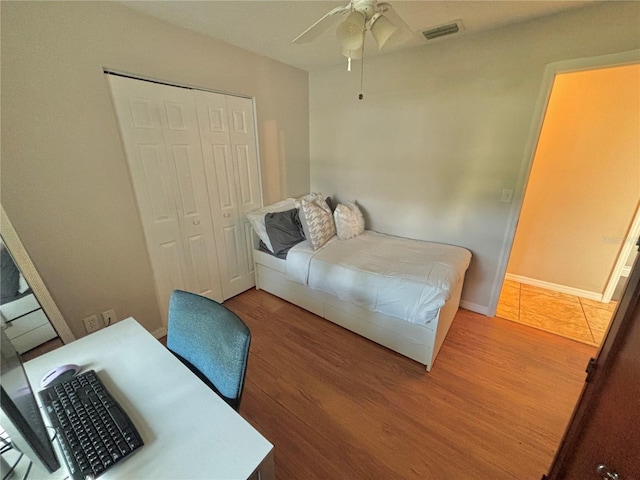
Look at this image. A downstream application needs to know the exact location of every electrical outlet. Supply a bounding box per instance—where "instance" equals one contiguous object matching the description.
[102,309,116,326]
[83,315,101,333]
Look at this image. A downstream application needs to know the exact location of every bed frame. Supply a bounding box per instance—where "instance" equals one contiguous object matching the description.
[253,248,466,371]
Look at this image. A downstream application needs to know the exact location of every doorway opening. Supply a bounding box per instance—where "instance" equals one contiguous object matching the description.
[495,60,640,347]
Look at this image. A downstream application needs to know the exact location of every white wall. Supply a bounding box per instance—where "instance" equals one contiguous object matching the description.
[309,2,640,313]
[1,2,309,338]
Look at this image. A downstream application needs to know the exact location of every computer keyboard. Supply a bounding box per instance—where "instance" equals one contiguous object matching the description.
[38,370,143,480]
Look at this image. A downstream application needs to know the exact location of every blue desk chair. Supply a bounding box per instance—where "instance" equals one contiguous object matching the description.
[167,290,251,411]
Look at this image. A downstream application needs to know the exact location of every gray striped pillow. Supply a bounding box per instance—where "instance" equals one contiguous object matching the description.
[301,198,336,250]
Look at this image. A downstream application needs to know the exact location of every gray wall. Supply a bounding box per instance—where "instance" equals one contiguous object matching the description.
[1,1,310,338]
[309,2,640,313]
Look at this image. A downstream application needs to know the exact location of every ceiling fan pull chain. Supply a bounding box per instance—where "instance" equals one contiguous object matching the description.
[359,34,365,100]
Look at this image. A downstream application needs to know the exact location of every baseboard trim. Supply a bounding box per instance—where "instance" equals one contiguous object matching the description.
[505,273,603,302]
[460,300,490,316]
[152,327,167,339]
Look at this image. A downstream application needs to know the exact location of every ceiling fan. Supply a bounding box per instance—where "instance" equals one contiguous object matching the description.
[293,0,413,84]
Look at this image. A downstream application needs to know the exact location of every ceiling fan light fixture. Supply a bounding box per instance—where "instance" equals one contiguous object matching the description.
[336,10,366,50]
[370,14,397,49]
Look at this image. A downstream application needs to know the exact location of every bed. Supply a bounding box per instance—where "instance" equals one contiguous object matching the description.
[249,196,472,371]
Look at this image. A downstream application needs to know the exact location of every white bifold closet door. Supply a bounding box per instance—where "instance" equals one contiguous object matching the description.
[194,90,260,298]
[107,75,261,327]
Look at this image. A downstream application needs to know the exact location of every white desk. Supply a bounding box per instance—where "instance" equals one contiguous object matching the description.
[23,318,274,480]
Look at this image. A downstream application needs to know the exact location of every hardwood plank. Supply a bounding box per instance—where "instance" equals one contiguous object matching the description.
[20,337,63,362]
[194,289,596,478]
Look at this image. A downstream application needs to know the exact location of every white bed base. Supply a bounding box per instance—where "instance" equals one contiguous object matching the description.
[253,249,465,371]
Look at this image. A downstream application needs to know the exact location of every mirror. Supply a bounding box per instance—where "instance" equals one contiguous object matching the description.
[0,238,59,355]
[0,205,74,358]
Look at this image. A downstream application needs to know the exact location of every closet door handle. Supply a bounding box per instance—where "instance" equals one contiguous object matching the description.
[193,220,200,225]
[223,213,231,218]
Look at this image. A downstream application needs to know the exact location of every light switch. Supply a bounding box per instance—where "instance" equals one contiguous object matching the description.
[500,188,514,203]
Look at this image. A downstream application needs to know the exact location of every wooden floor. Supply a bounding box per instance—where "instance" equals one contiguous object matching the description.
[223,288,596,480]
[21,336,64,362]
[24,288,596,478]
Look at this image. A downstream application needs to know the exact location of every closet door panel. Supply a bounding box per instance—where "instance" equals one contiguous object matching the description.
[212,142,247,290]
[159,241,187,291]
[139,145,176,226]
[223,226,241,281]
[226,96,261,214]
[195,90,239,298]
[156,88,222,302]
[109,77,189,322]
[235,145,254,206]
[172,145,199,215]
[226,95,261,283]
[244,222,256,276]
[212,145,234,209]
[108,75,224,326]
[195,90,258,298]
[167,139,220,300]
[186,234,215,293]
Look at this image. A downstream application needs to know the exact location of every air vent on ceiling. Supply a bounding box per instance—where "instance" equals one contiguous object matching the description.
[422,21,463,41]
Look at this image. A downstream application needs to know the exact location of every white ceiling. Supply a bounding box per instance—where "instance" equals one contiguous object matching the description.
[121,1,598,72]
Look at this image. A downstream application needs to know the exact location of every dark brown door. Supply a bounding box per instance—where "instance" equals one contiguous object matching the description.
[545,247,640,479]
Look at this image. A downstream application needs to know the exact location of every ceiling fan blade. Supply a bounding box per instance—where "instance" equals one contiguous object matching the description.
[293,4,351,44]
[376,2,413,49]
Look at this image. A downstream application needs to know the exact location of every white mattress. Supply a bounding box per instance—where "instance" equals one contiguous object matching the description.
[285,231,471,326]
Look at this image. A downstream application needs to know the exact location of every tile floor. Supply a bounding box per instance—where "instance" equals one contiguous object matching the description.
[496,280,616,346]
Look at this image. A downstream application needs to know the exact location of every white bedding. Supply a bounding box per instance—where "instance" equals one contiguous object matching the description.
[285,231,471,326]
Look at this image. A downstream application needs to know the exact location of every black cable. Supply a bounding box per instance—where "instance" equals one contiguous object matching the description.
[21,460,32,480]
[1,427,66,480]
[0,431,15,461]
[0,442,13,455]
[46,425,58,441]
[2,452,24,480]
[0,436,12,452]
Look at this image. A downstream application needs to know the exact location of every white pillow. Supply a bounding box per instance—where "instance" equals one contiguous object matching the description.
[301,198,336,250]
[246,198,297,252]
[333,202,365,240]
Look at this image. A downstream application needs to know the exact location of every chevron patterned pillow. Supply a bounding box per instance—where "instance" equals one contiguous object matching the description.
[301,198,336,250]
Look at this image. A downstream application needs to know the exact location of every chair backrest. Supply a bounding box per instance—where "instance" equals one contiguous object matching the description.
[167,290,251,410]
